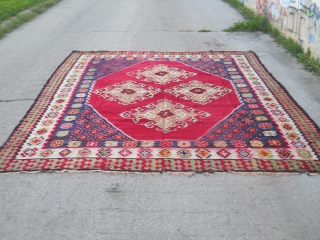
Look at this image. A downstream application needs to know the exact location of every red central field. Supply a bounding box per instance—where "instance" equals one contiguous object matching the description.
[88,61,241,140]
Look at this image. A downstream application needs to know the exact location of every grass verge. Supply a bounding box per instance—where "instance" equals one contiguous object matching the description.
[223,0,320,76]
[0,0,62,40]
[198,29,212,32]
[0,0,44,22]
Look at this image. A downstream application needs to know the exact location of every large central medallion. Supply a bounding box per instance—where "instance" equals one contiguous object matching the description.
[88,61,241,140]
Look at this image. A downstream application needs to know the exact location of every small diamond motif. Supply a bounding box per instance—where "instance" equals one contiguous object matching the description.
[97,148,112,157]
[286,132,300,140]
[157,110,175,118]
[154,71,168,76]
[196,148,212,159]
[271,110,282,116]
[257,149,273,158]
[158,148,172,158]
[78,148,91,157]
[138,148,152,158]
[277,149,292,159]
[36,128,48,135]
[291,140,305,148]
[59,149,71,157]
[177,149,192,158]
[28,137,44,146]
[281,123,293,131]
[21,148,37,157]
[42,120,53,126]
[236,149,251,158]
[277,117,288,122]
[40,150,53,157]
[217,149,231,158]
[119,149,132,157]
[297,149,311,159]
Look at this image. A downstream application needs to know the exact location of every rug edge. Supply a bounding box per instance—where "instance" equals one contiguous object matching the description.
[0,50,319,173]
[243,51,320,159]
[0,51,82,157]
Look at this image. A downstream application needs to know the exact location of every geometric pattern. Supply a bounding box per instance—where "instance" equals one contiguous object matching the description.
[0,51,319,173]
[93,80,162,105]
[165,80,232,104]
[127,64,197,85]
[119,99,211,133]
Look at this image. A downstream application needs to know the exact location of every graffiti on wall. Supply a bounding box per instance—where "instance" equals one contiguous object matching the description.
[243,0,320,58]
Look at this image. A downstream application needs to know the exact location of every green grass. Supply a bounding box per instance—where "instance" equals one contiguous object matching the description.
[0,0,61,39]
[198,29,212,32]
[225,15,271,32]
[223,0,271,32]
[0,0,45,23]
[224,0,255,20]
[223,0,320,76]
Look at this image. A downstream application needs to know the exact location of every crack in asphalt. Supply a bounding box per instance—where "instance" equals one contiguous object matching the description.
[0,99,34,103]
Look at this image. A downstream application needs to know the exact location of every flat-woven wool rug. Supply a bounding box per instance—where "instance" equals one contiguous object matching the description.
[0,51,319,172]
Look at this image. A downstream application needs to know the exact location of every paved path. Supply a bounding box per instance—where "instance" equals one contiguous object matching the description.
[0,0,319,239]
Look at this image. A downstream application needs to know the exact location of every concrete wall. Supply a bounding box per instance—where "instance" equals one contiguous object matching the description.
[241,0,320,58]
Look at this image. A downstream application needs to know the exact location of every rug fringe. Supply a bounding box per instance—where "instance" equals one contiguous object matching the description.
[0,171,42,175]
[307,172,320,176]
[54,169,162,176]
[0,170,318,176]
[166,171,196,177]
[227,171,301,176]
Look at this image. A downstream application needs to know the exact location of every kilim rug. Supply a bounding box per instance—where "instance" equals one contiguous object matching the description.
[0,51,319,172]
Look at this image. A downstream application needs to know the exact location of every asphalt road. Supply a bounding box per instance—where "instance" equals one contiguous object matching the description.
[0,0,319,239]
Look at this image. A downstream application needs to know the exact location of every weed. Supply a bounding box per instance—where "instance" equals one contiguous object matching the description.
[223,0,256,21]
[198,29,212,32]
[225,15,271,32]
[223,0,320,76]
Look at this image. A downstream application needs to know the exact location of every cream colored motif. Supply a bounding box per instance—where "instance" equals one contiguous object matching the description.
[127,64,196,85]
[165,80,232,104]
[120,99,210,133]
[94,80,162,105]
